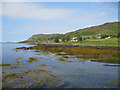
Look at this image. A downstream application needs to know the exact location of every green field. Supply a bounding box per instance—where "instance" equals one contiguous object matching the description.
[60,38,118,46]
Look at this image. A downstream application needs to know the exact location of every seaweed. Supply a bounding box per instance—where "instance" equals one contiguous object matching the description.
[58,58,74,63]
[51,65,58,68]
[0,64,11,67]
[40,64,47,67]
[16,58,23,60]
[16,45,119,64]
[108,78,120,85]
[26,57,38,63]
[104,64,120,67]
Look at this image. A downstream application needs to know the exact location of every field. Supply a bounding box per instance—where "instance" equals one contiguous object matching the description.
[60,38,118,46]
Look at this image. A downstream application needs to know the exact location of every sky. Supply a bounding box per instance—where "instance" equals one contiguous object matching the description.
[1,2,118,42]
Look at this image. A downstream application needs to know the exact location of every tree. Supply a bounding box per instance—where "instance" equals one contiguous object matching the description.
[65,36,70,41]
[78,37,82,41]
[101,34,109,39]
[87,37,90,39]
[54,37,59,43]
[83,38,86,41]
[62,35,70,42]
[117,32,120,38]
[62,38,66,42]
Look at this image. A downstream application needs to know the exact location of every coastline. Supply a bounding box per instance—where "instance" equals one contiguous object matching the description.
[22,43,120,50]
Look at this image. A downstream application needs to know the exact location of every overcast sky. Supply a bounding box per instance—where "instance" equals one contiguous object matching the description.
[1,2,118,42]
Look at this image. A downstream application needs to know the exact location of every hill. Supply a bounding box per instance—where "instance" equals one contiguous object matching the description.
[67,22,118,37]
[19,22,119,46]
[20,34,62,43]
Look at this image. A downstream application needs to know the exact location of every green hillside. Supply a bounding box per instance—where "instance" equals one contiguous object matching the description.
[67,22,118,36]
[19,22,119,46]
[26,34,61,43]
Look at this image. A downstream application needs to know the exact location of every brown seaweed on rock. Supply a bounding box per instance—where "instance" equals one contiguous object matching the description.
[0,64,11,67]
[2,68,65,88]
[16,45,119,57]
[16,45,119,64]
[26,57,38,63]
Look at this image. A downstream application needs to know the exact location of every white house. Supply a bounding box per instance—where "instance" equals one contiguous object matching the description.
[71,37,78,42]
[106,36,110,39]
[59,39,62,42]
[97,36,101,39]
[73,37,77,40]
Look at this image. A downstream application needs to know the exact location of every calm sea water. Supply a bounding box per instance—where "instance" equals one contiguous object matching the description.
[2,43,119,88]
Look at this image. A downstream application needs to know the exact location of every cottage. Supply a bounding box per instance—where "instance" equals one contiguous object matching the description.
[71,37,78,42]
[73,37,77,40]
[59,39,62,42]
[106,36,110,39]
[97,36,101,39]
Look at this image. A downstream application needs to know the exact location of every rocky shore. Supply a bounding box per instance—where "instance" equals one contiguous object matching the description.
[39,44,120,50]
[17,43,120,50]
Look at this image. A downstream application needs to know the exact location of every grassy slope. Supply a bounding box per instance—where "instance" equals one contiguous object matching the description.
[20,22,119,46]
[21,34,61,42]
[61,38,118,46]
[69,22,118,36]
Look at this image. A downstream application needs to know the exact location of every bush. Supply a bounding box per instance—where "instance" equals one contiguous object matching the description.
[117,32,120,38]
[101,34,109,39]
[62,35,71,42]
[83,38,86,41]
[78,37,82,41]
[55,38,59,43]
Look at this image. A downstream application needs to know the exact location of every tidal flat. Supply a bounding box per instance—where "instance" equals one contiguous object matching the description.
[2,43,120,88]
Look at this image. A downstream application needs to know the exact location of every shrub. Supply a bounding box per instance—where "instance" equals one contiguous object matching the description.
[101,34,109,39]
[78,37,82,41]
[55,38,59,43]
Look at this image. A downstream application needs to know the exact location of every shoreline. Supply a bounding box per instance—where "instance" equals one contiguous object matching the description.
[28,43,120,50]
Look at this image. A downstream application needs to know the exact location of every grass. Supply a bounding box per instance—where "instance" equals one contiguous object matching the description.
[29,38,118,47]
[61,38,118,46]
